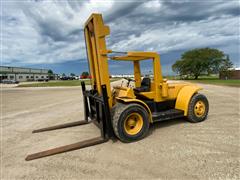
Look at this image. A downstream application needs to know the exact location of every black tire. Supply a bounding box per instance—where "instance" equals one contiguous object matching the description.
[111,103,149,143]
[187,93,209,123]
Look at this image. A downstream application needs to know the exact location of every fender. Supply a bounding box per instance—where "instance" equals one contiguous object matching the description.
[175,85,202,116]
[116,97,153,123]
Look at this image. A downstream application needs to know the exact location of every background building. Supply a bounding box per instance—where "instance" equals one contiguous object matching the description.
[219,67,240,80]
[0,66,58,82]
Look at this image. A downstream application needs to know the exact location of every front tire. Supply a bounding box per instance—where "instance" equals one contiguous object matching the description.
[112,103,149,143]
[187,93,209,123]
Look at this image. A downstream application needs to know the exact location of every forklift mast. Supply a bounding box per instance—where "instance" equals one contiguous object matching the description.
[84,14,112,106]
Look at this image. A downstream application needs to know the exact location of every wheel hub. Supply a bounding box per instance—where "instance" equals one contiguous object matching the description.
[124,113,143,135]
[194,100,206,117]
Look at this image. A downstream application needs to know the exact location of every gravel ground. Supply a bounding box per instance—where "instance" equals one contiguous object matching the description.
[1,82,240,179]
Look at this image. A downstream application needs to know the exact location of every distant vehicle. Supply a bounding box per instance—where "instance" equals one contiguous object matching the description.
[37,78,49,82]
[69,76,75,80]
[60,76,69,80]
[74,76,80,80]
[80,75,92,79]
[1,79,19,84]
[60,76,75,80]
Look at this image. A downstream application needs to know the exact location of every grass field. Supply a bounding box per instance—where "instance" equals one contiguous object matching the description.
[17,80,88,87]
[186,79,240,87]
[17,78,121,87]
[164,75,240,87]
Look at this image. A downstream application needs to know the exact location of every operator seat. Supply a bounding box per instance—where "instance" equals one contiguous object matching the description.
[134,77,151,92]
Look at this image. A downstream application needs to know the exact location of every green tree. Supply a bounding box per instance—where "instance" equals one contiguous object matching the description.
[81,72,89,77]
[172,48,226,79]
[47,70,54,80]
[172,59,191,79]
[62,73,66,77]
[48,69,53,74]
[70,73,75,77]
[219,55,233,79]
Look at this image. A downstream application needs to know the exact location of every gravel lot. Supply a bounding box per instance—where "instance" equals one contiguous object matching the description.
[1,82,240,179]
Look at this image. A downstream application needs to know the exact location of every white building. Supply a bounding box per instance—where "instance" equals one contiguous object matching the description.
[111,74,153,78]
[0,66,56,82]
[111,74,134,78]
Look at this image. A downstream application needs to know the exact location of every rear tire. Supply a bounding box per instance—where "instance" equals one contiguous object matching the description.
[112,103,149,143]
[187,93,209,123]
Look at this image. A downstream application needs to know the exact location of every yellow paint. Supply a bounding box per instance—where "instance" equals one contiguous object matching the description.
[175,86,202,116]
[124,112,143,135]
[134,61,141,87]
[84,14,112,107]
[152,55,162,102]
[90,34,101,92]
[117,87,136,99]
[84,29,95,87]
[161,79,168,97]
[137,91,155,99]
[194,100,206,117]
[166,84,186,99]
[116,97,153,123]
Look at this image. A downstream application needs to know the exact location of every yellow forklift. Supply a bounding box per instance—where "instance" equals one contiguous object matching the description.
[26,14,209,160]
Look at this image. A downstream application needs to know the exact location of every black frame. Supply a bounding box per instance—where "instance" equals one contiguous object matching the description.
[81,81,114,139]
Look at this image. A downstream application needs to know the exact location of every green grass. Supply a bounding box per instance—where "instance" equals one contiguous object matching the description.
[164,75,240,87]
[186,78,240,87]
[164,74,219,80]
[17,80,88,87]
[17,78,121,87]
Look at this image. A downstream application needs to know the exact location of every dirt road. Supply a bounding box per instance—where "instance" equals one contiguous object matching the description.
[1,83,239,179]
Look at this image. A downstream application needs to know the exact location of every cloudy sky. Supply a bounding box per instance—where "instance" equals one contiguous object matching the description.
[2,0,240,75]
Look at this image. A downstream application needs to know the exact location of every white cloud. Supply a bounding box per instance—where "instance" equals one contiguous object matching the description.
[111,16,238,53]
[2,0,239,66]
[143,0,161,9]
